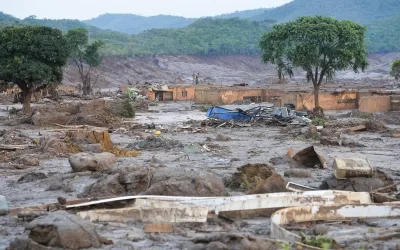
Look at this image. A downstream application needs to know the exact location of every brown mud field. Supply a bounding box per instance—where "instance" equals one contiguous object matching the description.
[0,99,400,250]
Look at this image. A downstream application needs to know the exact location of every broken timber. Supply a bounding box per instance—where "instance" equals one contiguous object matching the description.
[67,191,371,221]
[271,204,400,244]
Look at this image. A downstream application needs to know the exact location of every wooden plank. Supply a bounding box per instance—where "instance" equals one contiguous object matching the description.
[145,224,174,233]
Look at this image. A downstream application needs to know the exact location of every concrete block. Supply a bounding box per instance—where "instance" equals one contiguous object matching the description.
[333,158,373,179]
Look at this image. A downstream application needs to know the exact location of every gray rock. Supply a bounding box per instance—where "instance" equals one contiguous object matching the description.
[69,152,117,172]
[7,211,111,249]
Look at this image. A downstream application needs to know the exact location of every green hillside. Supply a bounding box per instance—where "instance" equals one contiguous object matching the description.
[85,14,196,34]
[1,0,400,56]
[250,0,400,24]
[126,18,270,56]
[367,13,400,53]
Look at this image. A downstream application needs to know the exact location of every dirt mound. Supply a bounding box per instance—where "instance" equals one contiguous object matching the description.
[32,100,120,127]
[224,163,276,192]
[80,167,225,198]
[126,136,183,150]
[365,119,388,132]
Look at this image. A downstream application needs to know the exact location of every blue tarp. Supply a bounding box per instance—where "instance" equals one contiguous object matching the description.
[206,106,253,121]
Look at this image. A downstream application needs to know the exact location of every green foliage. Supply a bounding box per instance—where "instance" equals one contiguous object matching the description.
[1,0,400,56]
[65,28,104,95]
[127,18,271,56]
[250,0,400,24]
[276,242,291,250]
[312,118,326,126]
[0,26,68,87]
[304,235,333,249]
[259,16,368,107]
[390,59,400,80]
[0,25,69,113]
[121,99,135,118]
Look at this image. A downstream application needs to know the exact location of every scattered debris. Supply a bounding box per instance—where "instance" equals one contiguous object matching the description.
[205,105,310,126]
[126,135,183,150]
[271,204,400,247]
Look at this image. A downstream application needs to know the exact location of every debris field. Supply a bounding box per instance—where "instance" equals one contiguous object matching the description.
[0,96,400,250]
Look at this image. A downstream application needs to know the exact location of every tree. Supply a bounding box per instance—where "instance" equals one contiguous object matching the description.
[259,16,368,114]
[0,26,69,114]
[65,28,104,95]
[390,59,400,80]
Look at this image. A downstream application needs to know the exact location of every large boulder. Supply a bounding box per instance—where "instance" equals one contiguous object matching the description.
[69,152,117,172]
[80,167,226,198]
[7,211,111,249]
[142,168,226,197]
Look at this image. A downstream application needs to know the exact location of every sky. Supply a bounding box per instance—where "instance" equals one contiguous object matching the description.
[0,0,292,20]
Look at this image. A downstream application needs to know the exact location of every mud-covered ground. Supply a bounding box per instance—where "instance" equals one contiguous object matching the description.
[63,53,400,88]
[0,101,400,249]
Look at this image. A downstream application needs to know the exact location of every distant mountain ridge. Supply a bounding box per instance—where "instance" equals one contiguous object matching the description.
[83,8,269,34]
[1,0,400,54]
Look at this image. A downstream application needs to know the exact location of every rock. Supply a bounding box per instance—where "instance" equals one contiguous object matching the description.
[190,233,279,250]
[320,136,342,146]
[215,134,232,141]
[248,173,288,194]
[83,144,103,153]
[314,224,329,235]
[284,169,311,178]
[46,183,63,191]
[63,183,76,193]
[81,167,226,198]
[320,170,395,192]
[19,155,40,166]
[69,152,117,172]
[17,173,47,183]
[142,168,226,197]
[342,137,365,147]
[7,211,111,249]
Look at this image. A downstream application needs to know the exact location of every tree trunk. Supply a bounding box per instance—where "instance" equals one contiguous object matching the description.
[314,85,320,109]
[22,89,32,114]
[82,79,90,96]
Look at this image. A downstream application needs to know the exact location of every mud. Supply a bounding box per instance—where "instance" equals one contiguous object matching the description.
[1,101,400,249]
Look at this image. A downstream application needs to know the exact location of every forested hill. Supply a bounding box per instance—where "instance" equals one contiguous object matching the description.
[250,0,400,24]
[84,14,196,34]
[83,9,269,34]
[1,0,400,55]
